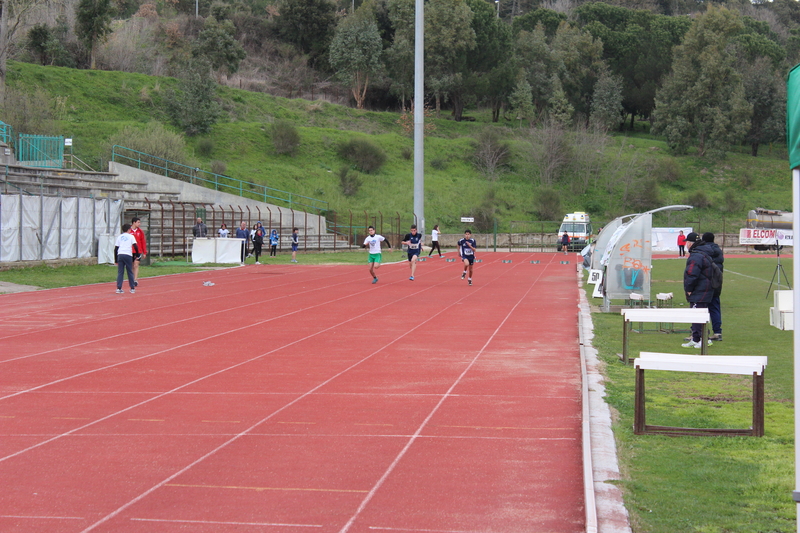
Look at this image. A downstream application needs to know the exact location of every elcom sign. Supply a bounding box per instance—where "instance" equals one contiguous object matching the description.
[739,228,794,246]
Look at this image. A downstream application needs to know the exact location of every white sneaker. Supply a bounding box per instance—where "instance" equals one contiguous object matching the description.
[681,340,701,348]
[256,261,261,264]
[116,289,124,294]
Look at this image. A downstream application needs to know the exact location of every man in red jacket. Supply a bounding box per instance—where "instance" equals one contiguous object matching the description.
[131,217,147,287]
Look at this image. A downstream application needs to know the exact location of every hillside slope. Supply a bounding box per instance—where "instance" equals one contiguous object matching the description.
[4,61,792,232]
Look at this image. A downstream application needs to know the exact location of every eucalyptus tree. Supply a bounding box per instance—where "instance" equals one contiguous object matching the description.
[329,2,383,109]
[652,5,752,157]
[424,0,476,115]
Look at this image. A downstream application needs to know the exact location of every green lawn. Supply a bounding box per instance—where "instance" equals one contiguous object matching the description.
[590,256,795,532]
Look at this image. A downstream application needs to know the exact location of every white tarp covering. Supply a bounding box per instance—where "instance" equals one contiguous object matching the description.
[192,238,245,264]
[0,195,20,261]
[591,215,627,270]
[605,213,653,300]
[0,194,124,262]
[652,227,694,252]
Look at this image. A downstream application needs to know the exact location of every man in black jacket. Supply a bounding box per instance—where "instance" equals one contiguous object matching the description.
[682,232,715,348]
[702,232,724,341]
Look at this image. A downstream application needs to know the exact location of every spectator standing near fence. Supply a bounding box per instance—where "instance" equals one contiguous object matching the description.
[130,217,147,288]
[681,232,715,349]
[291,228,299,263]
[703,232,724,341]
[218,223,229,238]
[428,224,442,257]
[193,218,207,238]
[458,229,477,286]
[269,229,279,257]
[677,230,687,257]
[363,226,391,284]
[235,222,250,265]
[114,224,138,294]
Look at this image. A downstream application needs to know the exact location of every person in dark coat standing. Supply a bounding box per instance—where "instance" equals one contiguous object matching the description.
[681,232,715,348]
[702,232,724,341]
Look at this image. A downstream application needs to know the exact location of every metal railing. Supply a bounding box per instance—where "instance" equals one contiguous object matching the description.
[17,134,64,169]
[112,145,328,215]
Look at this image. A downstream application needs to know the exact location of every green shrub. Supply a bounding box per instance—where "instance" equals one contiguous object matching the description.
[210,160,226,175]
[197,138,214,157]
[534,188,561,221]
[272,120,301,155]
[339,165,362,196]
[337,137,386,174]
[472,128,510,180]
[106,122,189,167]
[686,190,711,209]
[164,62,220,136]
[430,157,448,170]
[401,146,412,160]
[652,158,681,184]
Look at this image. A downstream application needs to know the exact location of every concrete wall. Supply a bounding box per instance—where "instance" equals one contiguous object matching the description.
[109,162,326,234]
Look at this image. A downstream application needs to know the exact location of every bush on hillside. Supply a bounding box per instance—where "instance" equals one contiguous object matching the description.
[686,190,711,209]
[533,188,561,221]
[337,138,386,173]
[338,165,361,196]
[1,86,58,136]
[105,122,190,167]
[210,160,226,175]
[430,157,447,170]
[628,179,661,212]
[164,62,221,136]
[197,137,214,157]
[472,128,510,180]
[723,189,742,213]
[652,158,681,184]
[272,120,300,155]
[529,121,572,185]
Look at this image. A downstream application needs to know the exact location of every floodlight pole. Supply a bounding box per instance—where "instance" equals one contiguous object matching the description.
[413,0,424,237]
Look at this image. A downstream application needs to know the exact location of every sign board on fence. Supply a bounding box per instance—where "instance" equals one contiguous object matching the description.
[460,217,474,223]
[588,269,603,284]
[739,228,794,246]
[64,138,72,147]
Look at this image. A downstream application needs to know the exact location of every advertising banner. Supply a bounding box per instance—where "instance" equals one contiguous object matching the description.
[739,228,794,246]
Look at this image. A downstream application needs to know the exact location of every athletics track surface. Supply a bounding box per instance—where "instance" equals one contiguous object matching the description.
[0,252,584,533]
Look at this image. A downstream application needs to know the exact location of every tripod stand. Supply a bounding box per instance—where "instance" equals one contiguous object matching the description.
[766,239,791,298]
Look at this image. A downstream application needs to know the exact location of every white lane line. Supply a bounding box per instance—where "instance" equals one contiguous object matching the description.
[130,518,322,527]
[0,515,83,520]
[0,265,450,400]
[0,280,437,463]
[78,270,494,533]
[337,256,552,533]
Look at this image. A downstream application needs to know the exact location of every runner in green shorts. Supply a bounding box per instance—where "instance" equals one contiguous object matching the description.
[363,226,392,284]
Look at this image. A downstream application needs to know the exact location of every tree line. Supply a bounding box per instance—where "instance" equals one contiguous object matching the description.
[10,0,798,156]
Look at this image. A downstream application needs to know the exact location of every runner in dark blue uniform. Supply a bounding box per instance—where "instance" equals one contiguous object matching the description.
[402,225,423,281]
[458,229,477,286]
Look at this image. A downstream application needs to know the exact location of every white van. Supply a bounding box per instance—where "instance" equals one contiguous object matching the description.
[558,212,593,250]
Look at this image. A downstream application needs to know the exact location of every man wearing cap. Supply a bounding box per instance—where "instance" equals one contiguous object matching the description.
[702,232,724,341]
[681,232,716,348]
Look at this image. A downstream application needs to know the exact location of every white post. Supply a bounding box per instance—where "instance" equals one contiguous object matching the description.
[794,167,800,533]
[413,0,424,237]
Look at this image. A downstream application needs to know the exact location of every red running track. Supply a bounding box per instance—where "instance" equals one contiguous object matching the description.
[0,252,585,533]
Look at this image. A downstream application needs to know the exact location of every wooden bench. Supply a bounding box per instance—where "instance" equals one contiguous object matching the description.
[633,352,768,437]
[621,308,711,363]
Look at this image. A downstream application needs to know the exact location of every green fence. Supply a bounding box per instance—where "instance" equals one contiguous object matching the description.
[112,145,328,215]
[17,134,64,169]
[0,121,13,146]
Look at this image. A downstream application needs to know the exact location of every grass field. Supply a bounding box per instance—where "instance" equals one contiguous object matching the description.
[590,256,795,533]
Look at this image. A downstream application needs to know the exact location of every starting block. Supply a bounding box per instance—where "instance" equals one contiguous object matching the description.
[530,260,540,264]
[502,260,512,263]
